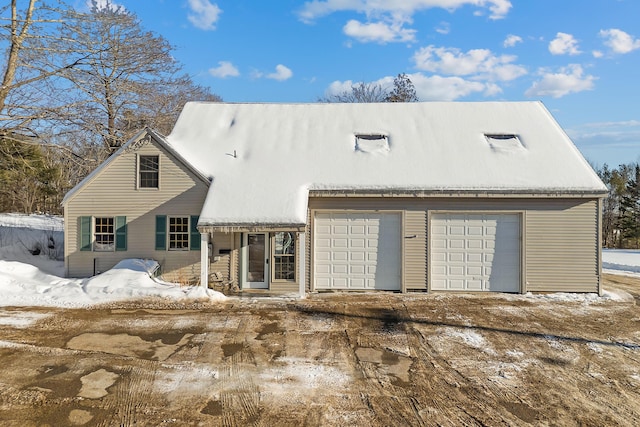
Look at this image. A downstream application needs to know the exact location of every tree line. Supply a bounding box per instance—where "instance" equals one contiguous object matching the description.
[596,163,640,248]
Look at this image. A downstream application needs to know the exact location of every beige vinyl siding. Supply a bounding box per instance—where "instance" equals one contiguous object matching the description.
[64,135,209,281]
[525,199,599,292]
[309,196,601,293]
[404,211,427,291]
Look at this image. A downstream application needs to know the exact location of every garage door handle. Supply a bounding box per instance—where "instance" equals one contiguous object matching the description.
[405,235,417,239]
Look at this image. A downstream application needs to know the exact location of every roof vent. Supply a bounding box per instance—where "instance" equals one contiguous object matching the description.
[355,134,389,154]
[485,134,523,152]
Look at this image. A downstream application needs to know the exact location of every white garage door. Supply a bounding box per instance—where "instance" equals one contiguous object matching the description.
[431,213,520,292]
[314,212,401,290]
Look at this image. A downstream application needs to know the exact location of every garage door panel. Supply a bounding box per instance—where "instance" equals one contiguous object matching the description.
[431,213,520,292]
[315,212,400,291]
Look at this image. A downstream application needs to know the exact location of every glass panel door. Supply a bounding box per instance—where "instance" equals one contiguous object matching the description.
[244,233,268,289]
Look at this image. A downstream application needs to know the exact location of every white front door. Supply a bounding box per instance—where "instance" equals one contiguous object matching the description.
[242,233,269,289]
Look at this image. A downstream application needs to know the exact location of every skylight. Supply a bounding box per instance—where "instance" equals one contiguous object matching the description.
[355,134,389,154]
[484,134,523,152]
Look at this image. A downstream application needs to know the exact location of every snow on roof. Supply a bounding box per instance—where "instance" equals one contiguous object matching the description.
[165,102,607,226]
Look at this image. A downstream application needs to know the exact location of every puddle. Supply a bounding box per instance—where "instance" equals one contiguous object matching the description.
[501,401,539,423]
[78,369,119,399]
[201,399,223,416]
[66,332,192,361]
[38,365,69,379]
[256,322,283,340]
[355,347,412,386]
[221,342,244,357]
[69,409,94,425]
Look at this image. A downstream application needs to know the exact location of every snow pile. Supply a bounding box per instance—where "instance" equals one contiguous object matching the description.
[0,213,226,308]
[0,259,225,308]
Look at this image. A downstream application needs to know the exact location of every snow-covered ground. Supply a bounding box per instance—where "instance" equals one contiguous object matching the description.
[603,248,640,277]
[1,213,638,308]
[0,213,225,308]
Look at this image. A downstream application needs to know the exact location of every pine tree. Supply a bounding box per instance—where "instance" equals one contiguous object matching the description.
[619,165,640,248]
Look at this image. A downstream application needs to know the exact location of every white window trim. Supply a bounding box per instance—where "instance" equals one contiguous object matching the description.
[137,154,160,190]
[168,216,190,251]
[93,216,115,252]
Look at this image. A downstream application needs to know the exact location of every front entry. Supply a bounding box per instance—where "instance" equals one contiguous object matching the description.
[242,233,269,289]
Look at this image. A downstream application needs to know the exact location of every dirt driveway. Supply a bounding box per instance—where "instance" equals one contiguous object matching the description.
[1,274,639,426]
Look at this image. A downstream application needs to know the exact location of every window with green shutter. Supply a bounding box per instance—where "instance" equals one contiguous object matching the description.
[79,216,92,251]
[155,215,167,250]
[190,215,200,250]
[115,216,127,251]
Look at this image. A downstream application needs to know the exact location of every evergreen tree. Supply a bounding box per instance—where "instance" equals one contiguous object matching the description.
[619,165,640,248]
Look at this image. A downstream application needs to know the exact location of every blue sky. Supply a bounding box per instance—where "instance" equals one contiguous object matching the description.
[93,0,639,168]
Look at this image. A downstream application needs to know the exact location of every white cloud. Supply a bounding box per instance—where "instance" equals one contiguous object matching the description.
[412,45,527,81]
[503,34,522,48]
[592,50,604,58]
[208,61,239,78]
[298,0,512,22]
[343,19,416,43]
[435,22,450,35]
[87,0,125,12]
[187,0,222,31]
[299,0,511,43]
[549,32,581,55]
[599,29,640,54]
[324,73,494,102]
[267,64,293,81]
[409,73,488,100]
[525,64,596,98]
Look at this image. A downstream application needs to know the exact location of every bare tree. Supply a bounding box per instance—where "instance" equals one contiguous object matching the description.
[119,74,222,137]
[385,73,419,102]
[319,81,388,103]
[1,1,223,210]
[0,0,90,135]
[59,2,184,154]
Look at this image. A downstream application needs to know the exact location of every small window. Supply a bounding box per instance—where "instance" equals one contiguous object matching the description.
[169,217,189,250]
[485,134,523,152]
[139,155,159,188]
[93,217,114,251]
[355,134,389,153]
[273,232,296,281]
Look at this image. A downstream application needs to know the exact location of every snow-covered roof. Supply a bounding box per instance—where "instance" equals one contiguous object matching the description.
[165,102,607,227]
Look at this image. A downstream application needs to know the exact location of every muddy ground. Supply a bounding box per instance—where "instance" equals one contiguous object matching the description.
[0,274,639,426]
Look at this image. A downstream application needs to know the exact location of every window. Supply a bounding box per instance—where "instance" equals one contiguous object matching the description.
[273,232,295,281]
[355,134,389,153]
[155,215,200,251]
[93,217,114,251]
[484,134,523,152]
[79,216,126,252]
[139,155,159,188]
[169,217,189,250]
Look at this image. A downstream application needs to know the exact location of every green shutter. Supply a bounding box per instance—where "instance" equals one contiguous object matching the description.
[190,215,200,251]
[155,215,166,250]
[79,216,92,251]
[115,216,127,251]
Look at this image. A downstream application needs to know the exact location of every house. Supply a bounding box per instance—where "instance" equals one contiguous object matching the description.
[63,102,608,295]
